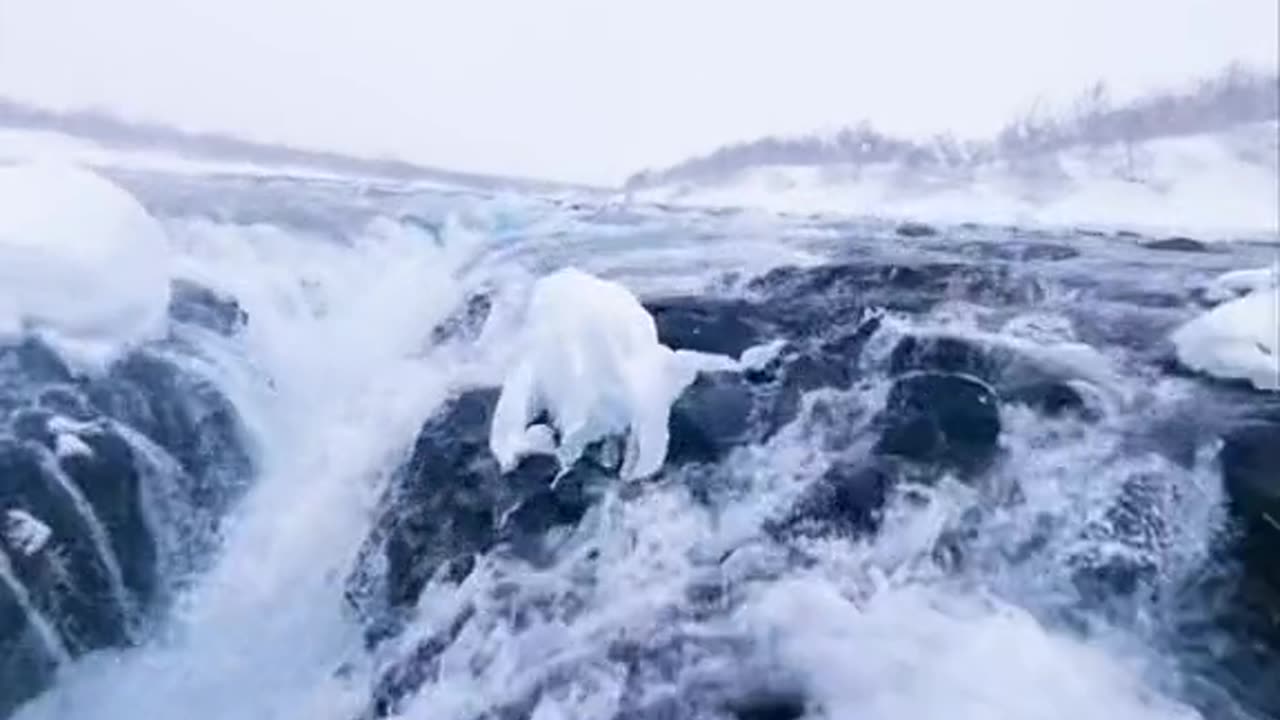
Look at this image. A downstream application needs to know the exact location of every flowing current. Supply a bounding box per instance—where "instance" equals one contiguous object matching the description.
[3,168,1279,720]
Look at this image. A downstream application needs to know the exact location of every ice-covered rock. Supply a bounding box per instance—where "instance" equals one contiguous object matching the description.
[490,268,732,479]
[0,162,172,370]
[3,509,52,557]
[1172,282,1279,391]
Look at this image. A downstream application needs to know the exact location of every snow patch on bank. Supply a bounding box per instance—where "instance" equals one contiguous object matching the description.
[0,162,171,369]
[1173,265,1279,391]
[490,268,733,479]
[635,122,1280,239]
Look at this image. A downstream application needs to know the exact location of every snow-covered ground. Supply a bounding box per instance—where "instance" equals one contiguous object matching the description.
[635,122,1280,240]
[0,128,361,182]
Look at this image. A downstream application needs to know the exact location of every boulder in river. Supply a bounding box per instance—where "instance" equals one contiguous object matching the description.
[875,372,1002,473]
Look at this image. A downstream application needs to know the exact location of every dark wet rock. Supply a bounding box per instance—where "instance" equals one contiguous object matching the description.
[431,292,492,345]
[875,373,1001,472]
[0,439,133,654]
[0,341,72,412]
[646,284,885,448]
[890,335,994,378]
[888,334,1089,419]
[0,564,61,718]
[647,297,766,357]
[728,691,808,720]
[1221,416,1280,561]
[35,386,96,421]
[346,389,607,640]
[1142,237,1211,253]
[668,372,755,466]
[1,339,255,711]
[1116,230,1143,239]
[87,351,252,518]
[753,261,1043,316]
[1004,380,1087,418]
[59,428,159,602]
[777,460,896,538]
[168,279,248,336]
[895,221,939,238]
[652,262,1038,370]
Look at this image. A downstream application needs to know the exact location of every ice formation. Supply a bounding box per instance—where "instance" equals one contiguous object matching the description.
[1200,265,1279,304]
[1173,273,1279,391]
[0,162,172,369]
[490,268,731,480]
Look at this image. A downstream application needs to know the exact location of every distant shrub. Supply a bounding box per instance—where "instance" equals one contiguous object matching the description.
[625,64,1279,190]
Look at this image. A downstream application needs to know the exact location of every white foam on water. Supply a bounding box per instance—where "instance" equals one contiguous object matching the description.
[742,579,1197,720]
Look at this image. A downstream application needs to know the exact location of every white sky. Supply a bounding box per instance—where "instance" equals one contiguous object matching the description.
[0,0,1276,185]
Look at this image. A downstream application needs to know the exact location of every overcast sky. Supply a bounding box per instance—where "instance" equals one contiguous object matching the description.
[1,0,1276,184]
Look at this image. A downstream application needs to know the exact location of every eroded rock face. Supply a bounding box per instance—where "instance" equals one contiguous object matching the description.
[0,338,253,714]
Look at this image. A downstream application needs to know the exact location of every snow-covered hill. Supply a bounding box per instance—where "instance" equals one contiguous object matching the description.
[634,121,1279,240]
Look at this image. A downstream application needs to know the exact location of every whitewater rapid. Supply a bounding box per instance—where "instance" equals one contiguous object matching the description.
[3,165,1279,720]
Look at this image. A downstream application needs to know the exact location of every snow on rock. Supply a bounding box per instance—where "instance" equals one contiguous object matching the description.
[0,162,171,370]
[3,509,53,556]
[490,268,734,480]
[1172,280,1279,391]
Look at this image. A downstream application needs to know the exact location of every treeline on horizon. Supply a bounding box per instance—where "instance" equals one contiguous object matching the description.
[0,97,577,192]
[625,64,1280,189]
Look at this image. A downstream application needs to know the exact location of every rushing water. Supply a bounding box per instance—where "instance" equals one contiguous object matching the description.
[2,169,1279,720]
